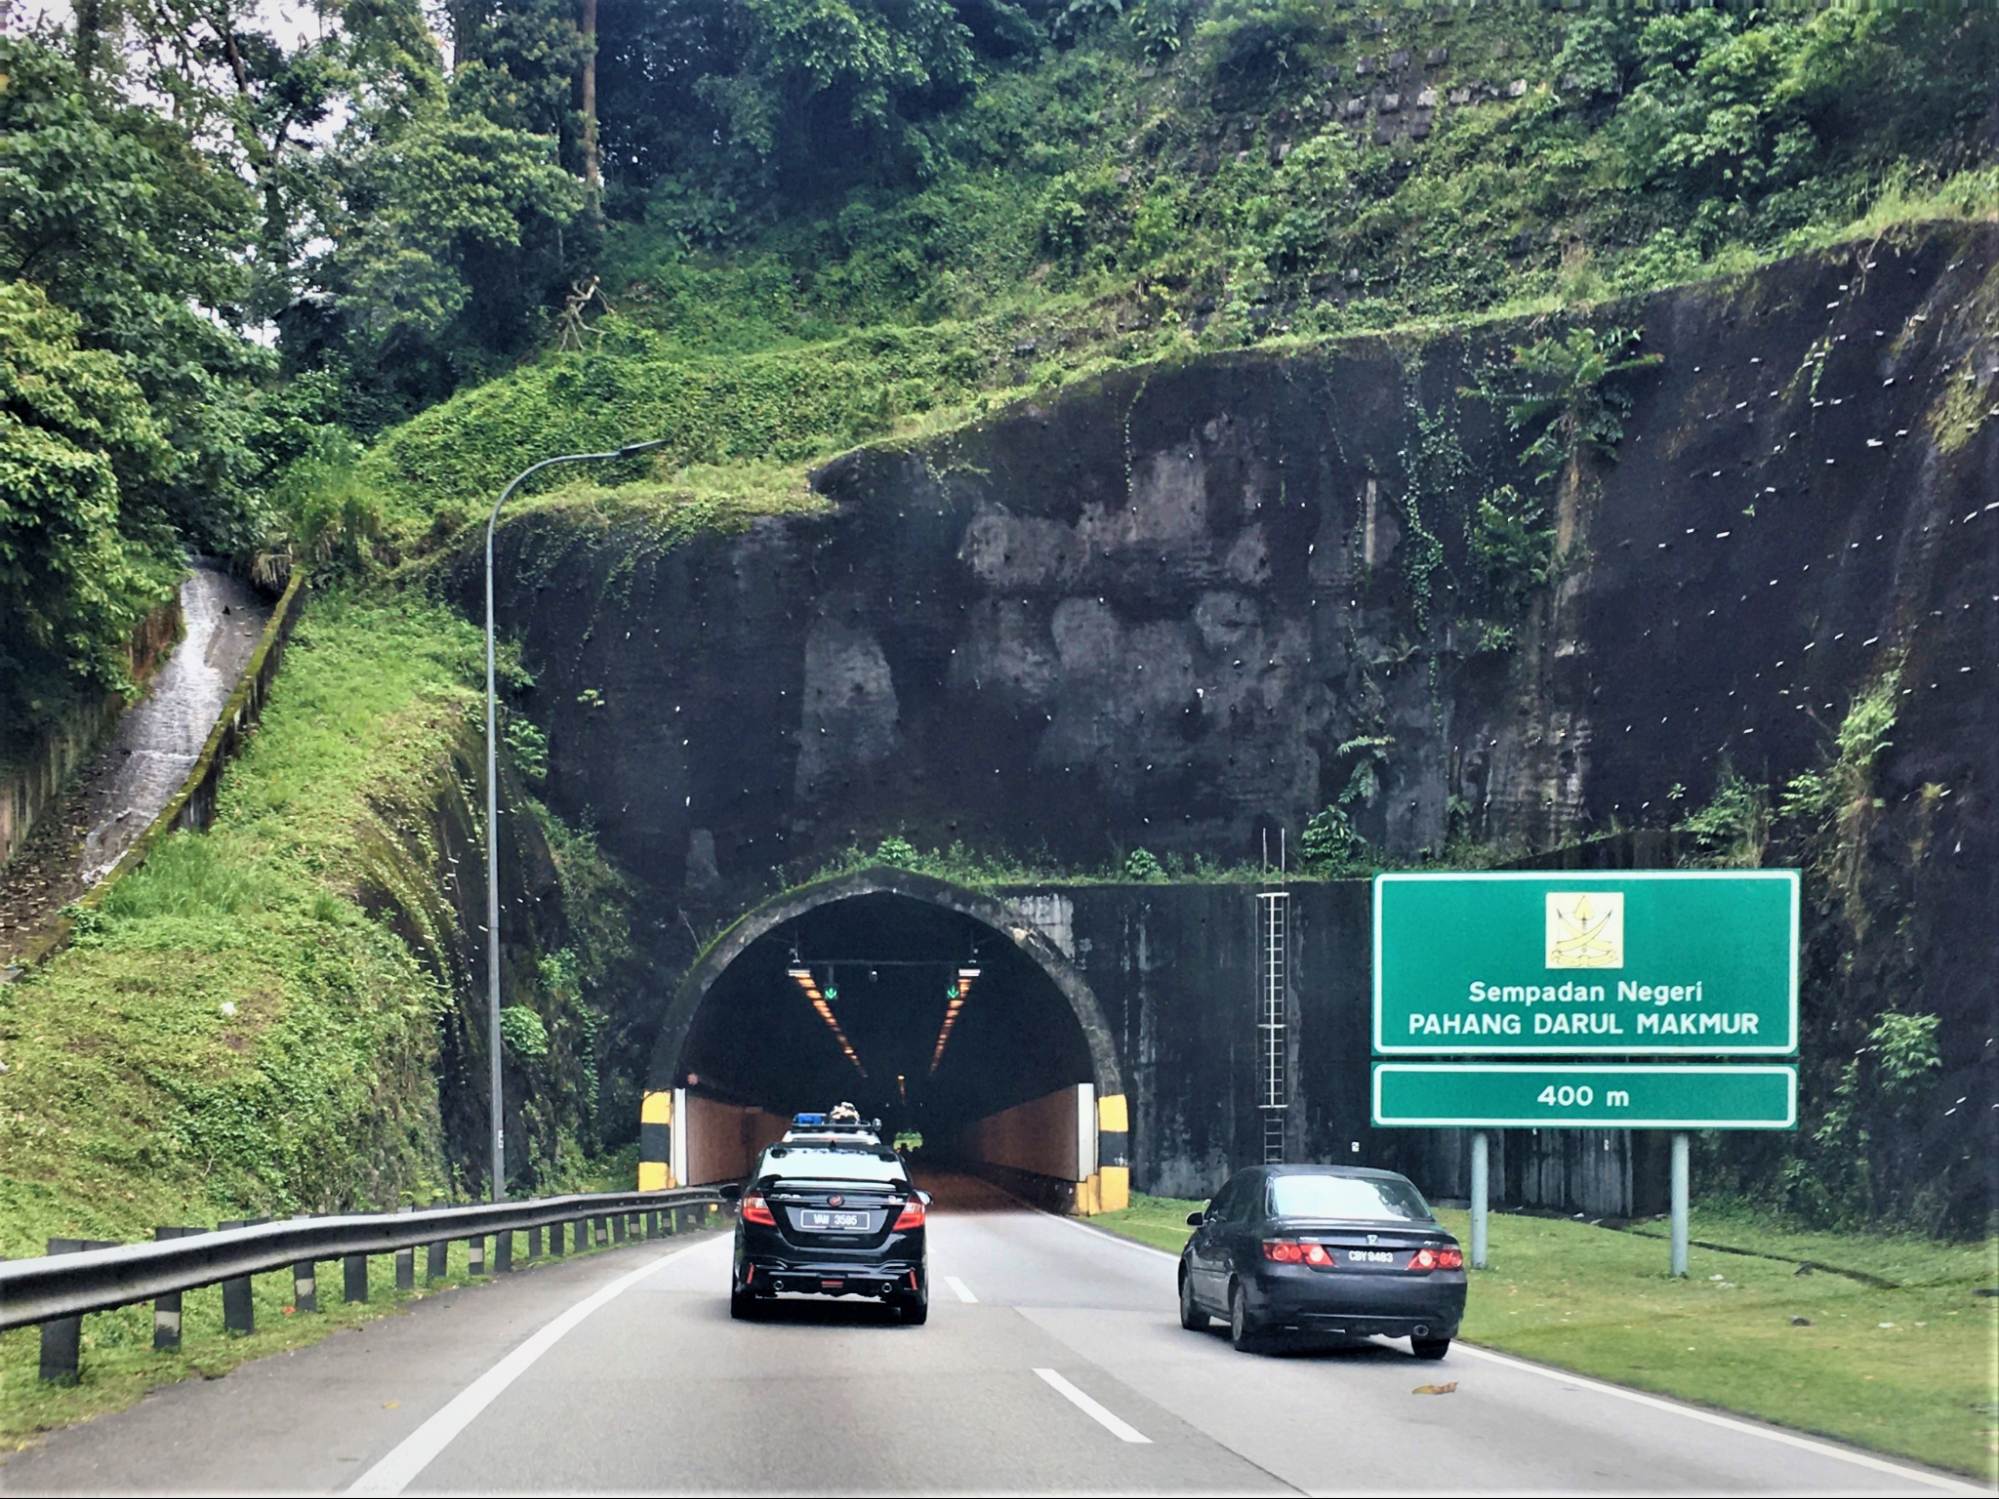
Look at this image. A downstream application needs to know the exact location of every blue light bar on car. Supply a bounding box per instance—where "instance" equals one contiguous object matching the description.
[792,1112,827,1126]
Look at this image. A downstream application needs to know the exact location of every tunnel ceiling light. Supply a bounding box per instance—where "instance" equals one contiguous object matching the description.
[929,980,973,1077]
[790,964,865,1077]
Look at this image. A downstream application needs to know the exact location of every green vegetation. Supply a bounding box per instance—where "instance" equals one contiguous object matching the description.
[0,595,478,1257]
[1093,1191,1999,1480]
[0,588,629,1267]
[11,3,1998,735]
[1090,1189,1205,1254]
[1662,665,1977,1234]
[1495,326,1661,494]
[808,833,1384,890]
[0,283,178,742]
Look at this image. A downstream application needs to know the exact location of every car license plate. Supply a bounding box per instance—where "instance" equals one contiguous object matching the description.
[1349,1250,1395,1264]
[802,1210,867,1231]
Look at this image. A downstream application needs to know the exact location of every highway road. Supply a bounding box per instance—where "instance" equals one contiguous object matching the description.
[0,1174,1978,1496]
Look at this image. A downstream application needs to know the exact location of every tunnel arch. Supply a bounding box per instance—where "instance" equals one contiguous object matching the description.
[636,867,1128,1210]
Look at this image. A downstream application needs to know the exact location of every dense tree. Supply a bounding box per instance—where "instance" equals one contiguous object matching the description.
[0,34,272,552]
[0,281,174,737]
[314,96,585,412]
[595,0,1000,210]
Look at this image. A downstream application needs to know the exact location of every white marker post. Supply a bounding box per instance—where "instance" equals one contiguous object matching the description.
[1669,1132,1690,1277]
[1469,1130,1489,1270]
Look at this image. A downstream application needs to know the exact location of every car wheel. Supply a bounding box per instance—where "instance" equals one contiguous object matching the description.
[1412,1336,1450,1361]
[729,1285,761,1321]
[897,1292,929,1326]
[1178,1271,1211,1331]
[1228,1283,1263,1353]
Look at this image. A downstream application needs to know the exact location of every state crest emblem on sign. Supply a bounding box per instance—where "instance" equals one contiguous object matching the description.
[1546,892,1623,969]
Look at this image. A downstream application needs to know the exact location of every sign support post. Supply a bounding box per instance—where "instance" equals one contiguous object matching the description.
[1468,1130,1489,1271]
[1669,1133,1690,1278]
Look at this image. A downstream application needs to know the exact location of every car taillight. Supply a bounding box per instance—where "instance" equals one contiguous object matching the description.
[893,1198,926,1229]
[1261,1240,1334,1266]
[741,1192,775,1226]
[1410,1245,1463,1272]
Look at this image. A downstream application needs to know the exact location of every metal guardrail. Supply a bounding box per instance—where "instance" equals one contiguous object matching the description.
[0,1187,724,1381]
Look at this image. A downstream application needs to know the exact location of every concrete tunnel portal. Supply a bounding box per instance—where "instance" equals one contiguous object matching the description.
[636,869,1130,1212]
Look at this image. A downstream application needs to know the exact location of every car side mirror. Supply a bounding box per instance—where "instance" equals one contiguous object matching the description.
[917,1190,933,1206]
[1185,1210,1205,1227]
[716,1183,742,1203]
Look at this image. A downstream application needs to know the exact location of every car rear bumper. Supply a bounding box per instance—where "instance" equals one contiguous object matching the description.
[1246,1267,1466,1338]
[737,1252,924,1299]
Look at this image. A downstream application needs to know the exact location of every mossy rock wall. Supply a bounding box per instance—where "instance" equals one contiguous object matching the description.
[465,226,1998,1221]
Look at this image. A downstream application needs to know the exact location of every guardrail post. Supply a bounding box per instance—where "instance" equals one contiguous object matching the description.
[219,1220,255,1335]
[396,1205,415,1291]
[549,1219,565,1257]
[154,1227,201,1348]
[527,1224,542,1259]
[40,1239,99,1383]
[572,1219,588,1253]
[469,1235,487,1275]
[344,1252,368,1303]
[648,1209,661,1238]
[612,1214,627,1245]
[495,1229,513,1273]
[289,1213,318,1314]
[426,1240,448,1283]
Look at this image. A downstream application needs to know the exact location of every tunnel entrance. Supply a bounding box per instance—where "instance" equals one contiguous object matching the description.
[637,869,1127,1212]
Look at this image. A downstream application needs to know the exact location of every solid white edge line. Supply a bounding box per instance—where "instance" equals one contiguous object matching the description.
[1025,1198,1982,1494]
[1033,1367,1152,1445]
[944,1274,978,1303]
[347,1238,714,1497]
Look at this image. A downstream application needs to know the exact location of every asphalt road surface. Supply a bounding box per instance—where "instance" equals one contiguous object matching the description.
[0,1173,1979,1496]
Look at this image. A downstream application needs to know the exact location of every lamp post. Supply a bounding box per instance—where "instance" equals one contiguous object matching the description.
[483,439,666,1201]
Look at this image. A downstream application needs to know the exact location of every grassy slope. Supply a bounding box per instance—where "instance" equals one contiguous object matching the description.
[0,591,484,1261]
[1091,1192,1998,1480]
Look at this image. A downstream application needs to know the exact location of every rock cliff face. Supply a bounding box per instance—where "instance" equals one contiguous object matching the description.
[470,225,1997,1218]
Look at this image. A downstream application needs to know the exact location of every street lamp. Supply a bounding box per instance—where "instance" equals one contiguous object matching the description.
[483,438,666,1201]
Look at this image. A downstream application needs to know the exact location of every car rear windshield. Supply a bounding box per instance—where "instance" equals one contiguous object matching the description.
[1267,1174,1430,1222]
[758,1148,908,1185]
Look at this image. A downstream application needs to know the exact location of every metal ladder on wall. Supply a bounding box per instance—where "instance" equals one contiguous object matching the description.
[1256,889,1290,1163]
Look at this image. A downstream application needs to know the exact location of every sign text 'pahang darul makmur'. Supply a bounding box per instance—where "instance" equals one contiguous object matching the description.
[1373,871,1799,1055]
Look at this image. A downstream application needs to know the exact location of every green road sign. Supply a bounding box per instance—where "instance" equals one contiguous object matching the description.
[1372,1063,1798,1129]
[1373,871,1798,1055]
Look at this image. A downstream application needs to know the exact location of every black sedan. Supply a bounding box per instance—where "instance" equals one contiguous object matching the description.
[719,1144,930,1324]
[1178,1164,1466,1358]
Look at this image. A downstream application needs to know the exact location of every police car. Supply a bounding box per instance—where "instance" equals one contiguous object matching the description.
[778,1107,882,1150]
[720,1112,930,1324]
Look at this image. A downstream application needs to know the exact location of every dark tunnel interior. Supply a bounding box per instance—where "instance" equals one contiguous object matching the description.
[676,893,1094,1143]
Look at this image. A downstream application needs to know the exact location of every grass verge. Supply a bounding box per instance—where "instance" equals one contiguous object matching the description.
[1090,1192,1997,1481]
